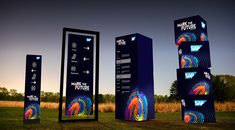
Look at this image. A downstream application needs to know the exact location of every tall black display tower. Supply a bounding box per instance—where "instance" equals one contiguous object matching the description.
[115,33,155,121]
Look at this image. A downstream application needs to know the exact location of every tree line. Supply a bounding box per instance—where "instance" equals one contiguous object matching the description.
[0,88,61,102]
[0,88,169,103]
[1,75,234,103]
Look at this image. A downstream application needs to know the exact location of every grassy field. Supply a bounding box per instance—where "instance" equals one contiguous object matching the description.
[0,107,235,130]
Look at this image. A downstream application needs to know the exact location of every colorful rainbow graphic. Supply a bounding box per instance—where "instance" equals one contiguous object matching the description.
[190,81,210,95]
[24,103,40,120]
[176,33,196,46]
[184,111,204,123]
[180,54,198,68]
[200,32,208,41]
[66,96,92,117]
[125,89,148,121]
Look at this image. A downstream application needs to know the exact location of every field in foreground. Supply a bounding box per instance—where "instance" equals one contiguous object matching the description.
[0,108,235,130]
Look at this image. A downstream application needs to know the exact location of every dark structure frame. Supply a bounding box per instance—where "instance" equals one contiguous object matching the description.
[59,28,99,122]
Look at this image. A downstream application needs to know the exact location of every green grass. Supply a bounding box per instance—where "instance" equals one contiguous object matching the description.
[0,108,234,130]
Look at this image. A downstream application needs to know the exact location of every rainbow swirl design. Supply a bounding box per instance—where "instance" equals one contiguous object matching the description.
[190,81,210,95]
[184,111,204,123]
[125,89,148,121]
[24,103,40,120]
[176,33,196,46]
[66,96,92,117]
[180,54,198,68]
[200,32,208,41]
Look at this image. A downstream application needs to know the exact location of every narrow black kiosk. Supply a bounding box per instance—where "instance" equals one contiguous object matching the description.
[24,54,42,124]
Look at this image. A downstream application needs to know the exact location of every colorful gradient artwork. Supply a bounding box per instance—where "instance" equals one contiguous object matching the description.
[24,103,40,120]
[125,89,148,121]
[184,111,204,123]
[200,32,208,41]
[190,81,210,95]
[180,54,199,68]
[176,33,196,46]
[66,96,92,117]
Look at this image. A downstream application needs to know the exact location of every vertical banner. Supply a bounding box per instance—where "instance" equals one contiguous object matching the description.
[59,28,99,122]
[24,55,42,124]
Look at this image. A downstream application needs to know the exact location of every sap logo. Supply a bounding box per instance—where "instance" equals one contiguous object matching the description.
[131,36,136,41]
[201,21,206,29]
[185,72,197,79]
[86,38,92,42]
[36,56,40,60]
[194,100,207,106]
[190,45,202,52]
[116,39,126,45]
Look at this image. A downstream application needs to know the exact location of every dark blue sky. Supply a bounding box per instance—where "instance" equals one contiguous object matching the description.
[0,0,235,95]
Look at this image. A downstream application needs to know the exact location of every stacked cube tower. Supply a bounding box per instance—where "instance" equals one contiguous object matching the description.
[174,15,216,123]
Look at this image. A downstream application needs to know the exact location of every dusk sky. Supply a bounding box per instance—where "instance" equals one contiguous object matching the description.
[0,0,235,95]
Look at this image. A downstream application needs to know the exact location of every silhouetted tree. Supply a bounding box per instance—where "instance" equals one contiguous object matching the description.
[0,87,9,100]
[98,94,104,103]
[212,75,235,102]
[104,94,115,103]
[168,80,180,101]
